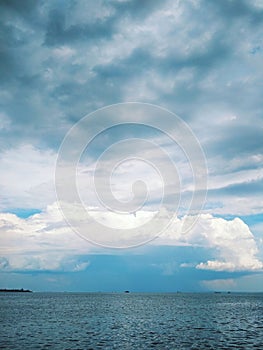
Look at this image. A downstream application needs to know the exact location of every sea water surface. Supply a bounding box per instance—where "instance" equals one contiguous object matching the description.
[0,292,263,349]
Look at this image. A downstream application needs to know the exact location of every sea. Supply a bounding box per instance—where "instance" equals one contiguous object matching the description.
[0,292,262,349]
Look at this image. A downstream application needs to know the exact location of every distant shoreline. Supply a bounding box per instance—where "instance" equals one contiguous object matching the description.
[0,288,32,293]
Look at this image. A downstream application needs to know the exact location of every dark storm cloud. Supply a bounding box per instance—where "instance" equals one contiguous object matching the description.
[0,0,37,14]
[44,9,116,46]
[207,124,263,161]
[204,177,263,215]
[0,0,262,171]
[93,31,230,79]
[211,0,263,23]
[1,0,166,148]
[220,178,263,196]
[111,0,165,18]
[44,0,164,46]
[0,13,33,82]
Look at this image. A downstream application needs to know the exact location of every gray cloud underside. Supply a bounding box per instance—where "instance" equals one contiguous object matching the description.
[0,0,262,215]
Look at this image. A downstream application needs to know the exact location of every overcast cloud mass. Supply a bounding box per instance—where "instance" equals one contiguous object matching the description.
[0,0,263,292]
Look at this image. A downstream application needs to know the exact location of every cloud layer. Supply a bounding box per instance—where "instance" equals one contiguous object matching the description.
[0,0,262,216]
[0,203,261,272]
[0,0,262,288]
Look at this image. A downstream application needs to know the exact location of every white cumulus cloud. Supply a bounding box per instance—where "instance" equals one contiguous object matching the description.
[0,203,262,272]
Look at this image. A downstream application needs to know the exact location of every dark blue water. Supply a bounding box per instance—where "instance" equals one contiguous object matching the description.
[0,292,262,349]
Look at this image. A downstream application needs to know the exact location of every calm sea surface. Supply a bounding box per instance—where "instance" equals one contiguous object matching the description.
[0,292,263,349]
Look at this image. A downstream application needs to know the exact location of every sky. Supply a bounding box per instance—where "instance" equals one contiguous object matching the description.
[0,0,263,292]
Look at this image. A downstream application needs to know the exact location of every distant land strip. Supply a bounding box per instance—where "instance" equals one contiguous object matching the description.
[0,288,32,293]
